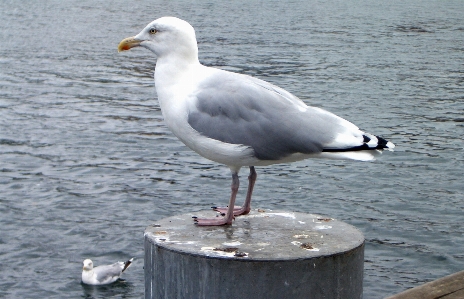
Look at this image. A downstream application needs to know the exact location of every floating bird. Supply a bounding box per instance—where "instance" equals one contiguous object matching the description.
[118,17,394,226]
[81,258,133,285]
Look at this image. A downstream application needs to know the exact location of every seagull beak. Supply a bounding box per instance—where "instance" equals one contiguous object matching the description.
[118,36,142,52]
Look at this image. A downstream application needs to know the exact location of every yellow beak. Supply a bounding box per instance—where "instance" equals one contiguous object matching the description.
[118,36,142,52]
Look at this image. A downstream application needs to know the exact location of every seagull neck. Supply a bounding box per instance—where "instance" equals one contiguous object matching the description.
[155,56,200,86]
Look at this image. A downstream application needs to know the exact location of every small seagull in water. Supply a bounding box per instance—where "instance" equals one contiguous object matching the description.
[118,17,395,226]
[81,258,133,285]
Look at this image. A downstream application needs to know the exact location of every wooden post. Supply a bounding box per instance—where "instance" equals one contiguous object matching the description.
[145,209,364,299]
[385,270,464,299]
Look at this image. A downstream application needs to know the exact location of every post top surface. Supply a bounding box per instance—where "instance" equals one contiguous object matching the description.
[145,209,364,261]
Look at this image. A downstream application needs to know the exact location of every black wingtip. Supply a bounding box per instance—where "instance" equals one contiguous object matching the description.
[363,135,371,143]
[375,135,389,149]
[323,134,394,152]
[122,258,134,273]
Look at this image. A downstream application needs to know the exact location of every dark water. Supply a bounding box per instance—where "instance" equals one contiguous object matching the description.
[1,0,463,298]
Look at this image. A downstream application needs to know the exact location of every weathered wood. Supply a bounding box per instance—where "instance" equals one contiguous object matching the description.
[385,270,464,299]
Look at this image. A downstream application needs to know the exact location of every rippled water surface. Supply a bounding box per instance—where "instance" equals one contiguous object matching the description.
[1,0,463,298]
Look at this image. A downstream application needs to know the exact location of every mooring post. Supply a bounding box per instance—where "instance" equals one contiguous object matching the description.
[144,209,364,299]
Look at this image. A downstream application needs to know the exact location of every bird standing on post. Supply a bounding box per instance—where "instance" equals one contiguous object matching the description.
[118,17,394,226]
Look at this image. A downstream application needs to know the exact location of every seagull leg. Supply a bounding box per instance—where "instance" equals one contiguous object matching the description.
[194,171,239,226]
[240,166,257,215]
[213,166,256,216]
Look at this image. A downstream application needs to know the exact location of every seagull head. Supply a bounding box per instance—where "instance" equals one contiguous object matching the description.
[82,259,93,271]
[118,17,198,63]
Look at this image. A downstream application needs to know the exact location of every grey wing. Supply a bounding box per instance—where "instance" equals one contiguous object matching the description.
[94,263,123,283]
[187,71,350,160]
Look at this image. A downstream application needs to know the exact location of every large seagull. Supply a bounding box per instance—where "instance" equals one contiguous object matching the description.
[118,17,394,226]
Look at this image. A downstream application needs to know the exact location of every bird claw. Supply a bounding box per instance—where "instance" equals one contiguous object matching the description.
[193,217,233,226]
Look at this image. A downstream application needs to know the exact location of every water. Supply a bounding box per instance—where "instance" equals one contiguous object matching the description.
[0,0,463,298]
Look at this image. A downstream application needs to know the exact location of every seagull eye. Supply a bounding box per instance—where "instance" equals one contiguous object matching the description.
[149,28,157,34]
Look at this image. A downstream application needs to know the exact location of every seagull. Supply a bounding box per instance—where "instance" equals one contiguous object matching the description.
[81,258,133,285]
[118,17,395,226]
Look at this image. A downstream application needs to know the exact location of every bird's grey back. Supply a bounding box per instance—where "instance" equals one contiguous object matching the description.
[188,71,345,160]
[94,263,122,282]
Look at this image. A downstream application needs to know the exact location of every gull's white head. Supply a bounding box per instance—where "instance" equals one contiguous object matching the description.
[118,17,198,62]
[82,259,93,271]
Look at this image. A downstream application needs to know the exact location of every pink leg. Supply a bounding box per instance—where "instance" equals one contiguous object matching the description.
[194,172,239,226]
[213,166,257,216]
